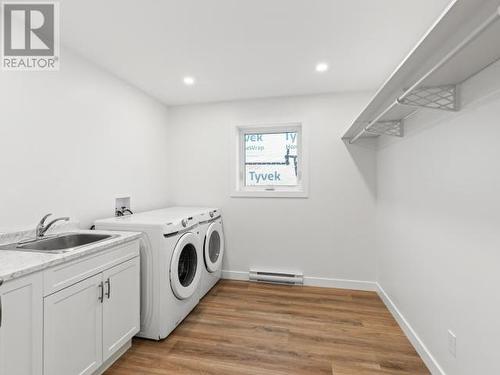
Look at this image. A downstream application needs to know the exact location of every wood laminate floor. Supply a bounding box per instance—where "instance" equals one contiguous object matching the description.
[105,280,429,375]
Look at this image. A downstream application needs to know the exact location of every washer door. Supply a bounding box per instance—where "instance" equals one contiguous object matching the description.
[170,232,201,300]
[204,221,224,273]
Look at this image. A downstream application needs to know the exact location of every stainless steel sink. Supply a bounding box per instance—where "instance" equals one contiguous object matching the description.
[0,233,117,253]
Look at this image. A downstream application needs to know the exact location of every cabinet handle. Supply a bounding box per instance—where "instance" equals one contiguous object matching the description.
[98,282,104,303]
[105,278,111,299]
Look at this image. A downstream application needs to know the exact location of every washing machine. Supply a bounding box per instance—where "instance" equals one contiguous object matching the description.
[193,208,224,299]
[164,207,225,299]
[94,208,202,340]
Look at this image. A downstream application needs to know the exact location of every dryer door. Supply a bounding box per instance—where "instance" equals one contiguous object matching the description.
[170,232,202,300]
[204,220,224,273]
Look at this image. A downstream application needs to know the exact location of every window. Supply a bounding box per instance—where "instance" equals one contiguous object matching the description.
[244,131,298,186]
[231,123,308,198]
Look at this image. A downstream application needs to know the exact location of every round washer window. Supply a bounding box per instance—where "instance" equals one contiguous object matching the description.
[178,244,198,287]
[208,231,221,263]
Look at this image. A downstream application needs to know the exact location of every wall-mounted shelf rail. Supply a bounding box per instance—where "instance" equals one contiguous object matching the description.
[343,0,500,144]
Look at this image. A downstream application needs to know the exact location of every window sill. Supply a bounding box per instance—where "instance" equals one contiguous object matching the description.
[230,189,308,198]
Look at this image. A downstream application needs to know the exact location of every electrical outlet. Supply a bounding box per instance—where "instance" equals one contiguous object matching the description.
[448,330,457,357]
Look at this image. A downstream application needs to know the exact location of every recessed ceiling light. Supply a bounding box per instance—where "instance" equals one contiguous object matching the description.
[183,76,195,85]
[315,62,329,72]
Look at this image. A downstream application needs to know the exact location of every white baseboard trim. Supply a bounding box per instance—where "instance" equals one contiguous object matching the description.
[304,276,377,291]
[222,270,377,291]
[376,283,445,375]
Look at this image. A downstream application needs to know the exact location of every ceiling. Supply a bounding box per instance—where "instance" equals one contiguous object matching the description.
[59,0,452,106]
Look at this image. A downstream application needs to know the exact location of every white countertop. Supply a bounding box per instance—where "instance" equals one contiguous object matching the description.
[0,230,142,284]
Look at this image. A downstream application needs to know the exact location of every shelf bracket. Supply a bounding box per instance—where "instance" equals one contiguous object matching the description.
[365,120,404,138]
[398,84,459,111]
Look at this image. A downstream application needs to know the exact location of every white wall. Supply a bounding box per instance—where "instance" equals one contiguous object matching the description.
[168,93,377,286]
[376,60,500,374]
[0,48,170,232]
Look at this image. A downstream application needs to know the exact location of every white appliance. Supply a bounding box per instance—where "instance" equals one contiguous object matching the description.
[197,208,225,299]
[156,207,225,299]
[94,208,202,340]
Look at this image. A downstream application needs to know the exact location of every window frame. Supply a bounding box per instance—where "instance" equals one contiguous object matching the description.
[231,122,308,198]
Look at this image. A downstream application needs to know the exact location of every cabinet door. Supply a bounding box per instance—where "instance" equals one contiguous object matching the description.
[0,273,43,375]
[44,273,103,375]
[102,257,140,362]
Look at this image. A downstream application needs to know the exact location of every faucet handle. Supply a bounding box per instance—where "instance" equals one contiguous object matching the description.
[39,213,52,225]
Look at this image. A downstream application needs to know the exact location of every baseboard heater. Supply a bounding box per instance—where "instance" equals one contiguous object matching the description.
[249,269,304,285]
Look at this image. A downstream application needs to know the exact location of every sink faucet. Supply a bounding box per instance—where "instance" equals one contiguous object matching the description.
[36,214,70,239]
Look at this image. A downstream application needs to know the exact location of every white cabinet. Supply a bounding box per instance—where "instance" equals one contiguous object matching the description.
[0,273,43,375]
[44,256,140,375]
[0,238,139,375]
[43,274,103,375]
[102,258,140,362]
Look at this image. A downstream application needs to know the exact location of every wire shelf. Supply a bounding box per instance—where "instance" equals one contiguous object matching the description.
[342,0,500,144]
